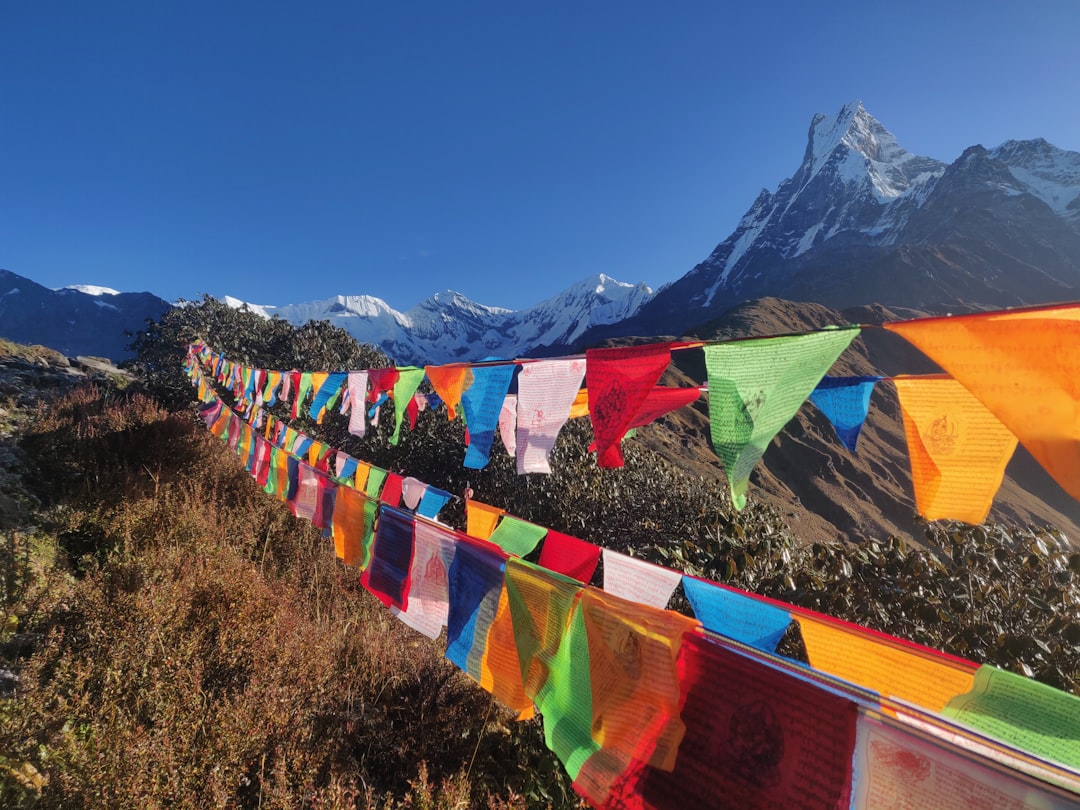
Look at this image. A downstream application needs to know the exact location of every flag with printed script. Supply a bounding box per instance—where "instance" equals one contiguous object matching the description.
[516,358,587,474]
[808,375,880,453]
[391,519,458,638]
[893,375,1018,524]
[704,327,859,509]
[586,344,676,468]
[605,632,857,810]
[884,304,1080,500]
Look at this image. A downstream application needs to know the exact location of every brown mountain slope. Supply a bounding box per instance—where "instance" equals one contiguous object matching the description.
[616,297,1080,547]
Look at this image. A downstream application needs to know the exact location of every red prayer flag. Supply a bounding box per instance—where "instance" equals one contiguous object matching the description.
[537,530,601,584]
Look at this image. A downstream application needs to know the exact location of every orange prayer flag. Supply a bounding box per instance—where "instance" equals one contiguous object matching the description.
[569,388,589,419]
[893,375,1018,523]
[424,364,474,420]
[331,484,368,567]
[797,613,976,712]
[465,499,504,540]
[479,585,536,719]
[884,304,1080,500]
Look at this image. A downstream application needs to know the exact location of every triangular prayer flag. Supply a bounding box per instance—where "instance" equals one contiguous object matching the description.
[516,358,587,474]
[486,514,548,558]
[390,367,426,445]
[586,386,701,452]
[681,575,791,652]
[365,466,388,500]
[425,364,474,420]
[893,375,1018,524]
[400,476,428,510]
[586,343,676,468]
[461,363,516,470]
[808,375,880,453]
[885,305,1080,500]
[380,472,404,507]
[704,327,860,509]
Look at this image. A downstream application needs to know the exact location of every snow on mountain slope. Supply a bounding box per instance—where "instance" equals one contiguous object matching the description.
[61,284,121,296]
[224,273,652,365]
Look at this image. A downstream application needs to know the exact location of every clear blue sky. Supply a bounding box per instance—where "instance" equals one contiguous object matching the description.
[2,2,1077,311]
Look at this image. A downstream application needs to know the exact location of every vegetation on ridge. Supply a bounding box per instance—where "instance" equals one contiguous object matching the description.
[0,299,1077,806]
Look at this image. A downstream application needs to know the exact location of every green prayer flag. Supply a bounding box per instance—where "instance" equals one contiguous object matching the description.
[365,466,388,499]
[704,327,859,509]
[358,497,379,571]
[391,366,426,445]
[488,516,548,558]
[533,599,599,779]
[943,665,1080,770]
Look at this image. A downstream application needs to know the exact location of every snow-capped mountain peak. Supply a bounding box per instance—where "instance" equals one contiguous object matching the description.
[60,284,121,296]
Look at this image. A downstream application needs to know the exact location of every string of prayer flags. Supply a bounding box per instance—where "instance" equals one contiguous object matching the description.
[601,549,682,610]
[586,343,677,468]
[445,539,507,679]
[570,588,700,806]
[797,612,978,712]
[682,575,792,652]
[893,375,1018,524]
[852,710,1078,810]
[391,519,458,638]
[884,304,1080,500]
[808,375,880,453]
[460,362,516,470]
[704,326,860,509]
[465,499,504,540]
[536,529,601,584]
[425,363,474,420]
[361,505,415,610]
[346,371,369,437]
[942,665,1080,771]
[604,632,858,810]
[486,514,548,558]
[516,358,587,474]
[390,366,426,445]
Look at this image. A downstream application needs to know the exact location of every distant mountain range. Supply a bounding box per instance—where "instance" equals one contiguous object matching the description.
[223,274,653,365]
[0,269,170,360]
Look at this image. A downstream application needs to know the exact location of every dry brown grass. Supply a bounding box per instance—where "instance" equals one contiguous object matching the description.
[1,385,580,808]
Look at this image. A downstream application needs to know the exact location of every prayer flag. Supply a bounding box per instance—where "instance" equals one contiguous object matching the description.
[884,304,1080,500]
[391,519,458,638]
[893,375,1018,523]
[390,367,426,445]
[516,358,587,474]
[446,539,507,678]
[347,371,369,437]
[586,344,676,468]
[537,530,601,584]
[498,394,517,456]
[417,486,452,520]
[425,364,474,420]
[601,549,682,610]
[487,514,548,558]
[332,485,370,567]
[362,505,416,610]
[809,375,880,453]
[682,575,792,652]
[461,363,516,469]
[704,327,860,509]
[309,371,346,424]
[465,499,504,540]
